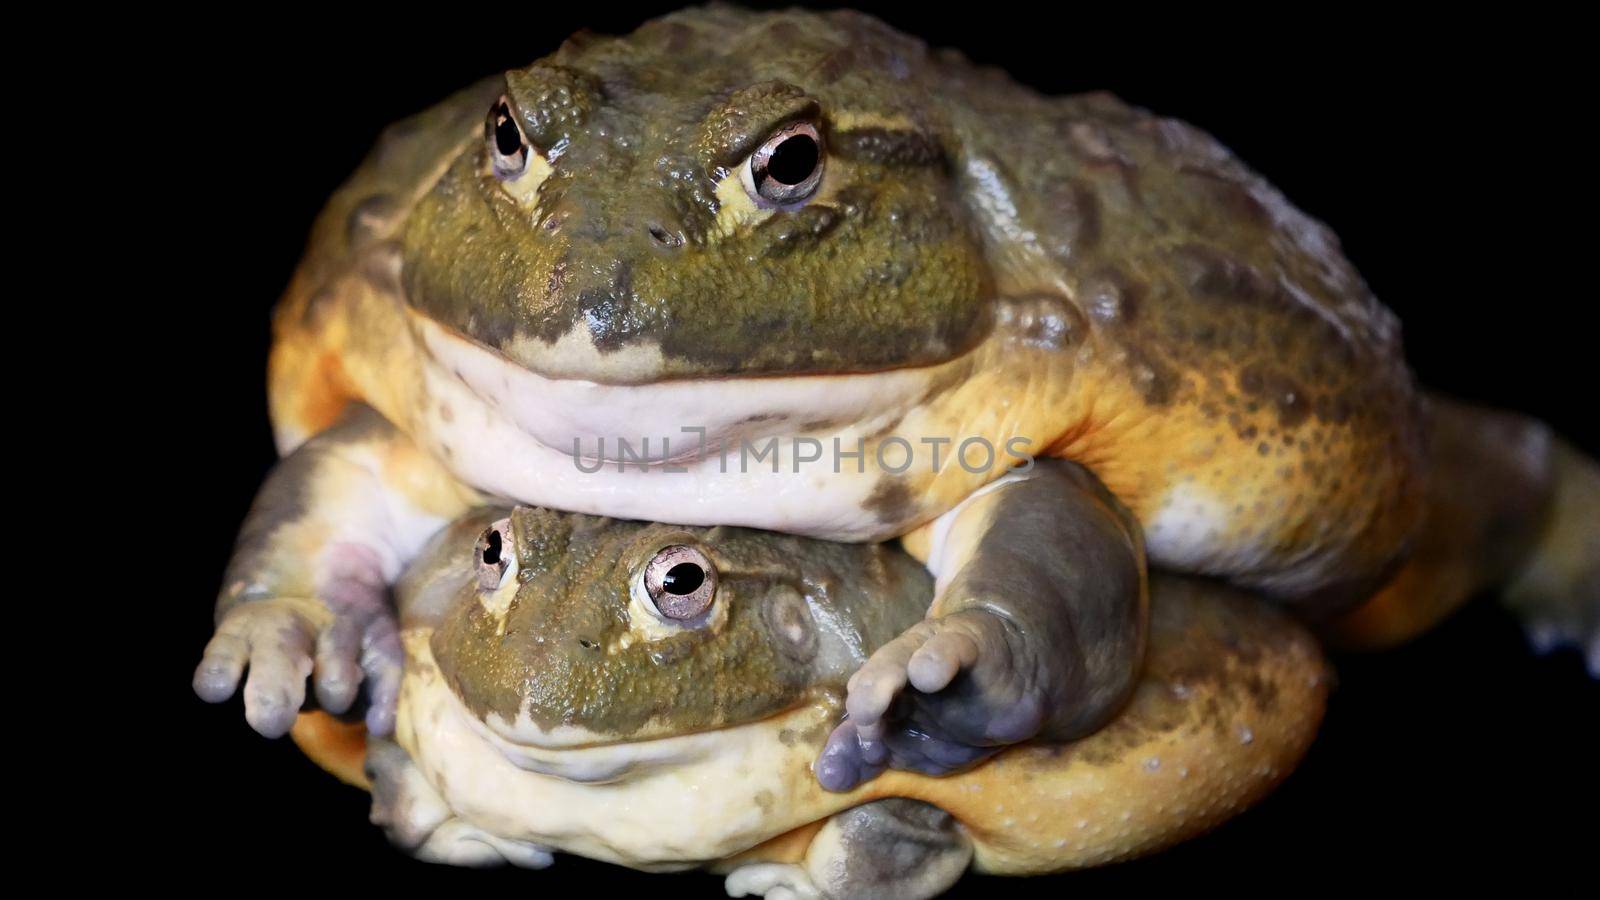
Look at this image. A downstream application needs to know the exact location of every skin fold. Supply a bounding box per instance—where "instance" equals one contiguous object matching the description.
[297,505,1333,895]
[198,7,1598,783]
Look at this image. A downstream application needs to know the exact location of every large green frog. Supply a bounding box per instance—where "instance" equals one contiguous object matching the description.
[196,6,1597,789]
[296,505,1330,896]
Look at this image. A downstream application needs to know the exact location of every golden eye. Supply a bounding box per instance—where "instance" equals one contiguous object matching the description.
[474,518,512,591]
[641,545,718,622]
[742,121,824,208]
[486,96,531,180]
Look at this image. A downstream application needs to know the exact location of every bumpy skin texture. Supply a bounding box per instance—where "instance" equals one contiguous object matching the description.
[428,507,929,743]
[353,505,1331,885]
[219,8,1431,762]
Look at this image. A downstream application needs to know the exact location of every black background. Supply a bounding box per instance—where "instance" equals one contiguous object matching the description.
[144,2,1596,892]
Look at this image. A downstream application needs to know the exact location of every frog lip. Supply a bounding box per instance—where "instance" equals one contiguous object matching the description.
[413,308,955,383]
[477,701,804,752]
[416,627,846,786]
[471,719,705,784]
[464,700,822,785]
[412,313,955,461]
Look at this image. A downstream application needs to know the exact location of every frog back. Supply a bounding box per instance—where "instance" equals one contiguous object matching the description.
[922,69,1424,603]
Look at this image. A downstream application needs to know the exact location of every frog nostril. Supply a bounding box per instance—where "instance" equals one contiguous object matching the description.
[647,223,683,249]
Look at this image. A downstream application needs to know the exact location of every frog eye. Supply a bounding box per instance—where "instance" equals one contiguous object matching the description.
[474,518,513,591]
[486,96,532,181]
[641,545,718,622]
[741,122,824,208]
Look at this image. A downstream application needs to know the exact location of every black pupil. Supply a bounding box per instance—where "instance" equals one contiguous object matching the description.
[766,135,818,185]
[662,562,705,595]
[493,105,523,157]
[482,530,502,565]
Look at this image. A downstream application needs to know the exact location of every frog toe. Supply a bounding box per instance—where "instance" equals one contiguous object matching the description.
[905,628,980,693]
[312,617,362,713]
[823,610,1053,788]
[204,605,318,737]
[359,617,404,735]
[843,631,920,731]
[815,721,884,793]
[192,632,247,703]
[243,663,310,739]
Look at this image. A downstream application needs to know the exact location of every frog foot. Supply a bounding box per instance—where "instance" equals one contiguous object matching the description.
[728,800,971,900]
[1513,582,1599,679]
[193,595,403,737]
[815,608,1047,792]
[1505,439,1600,678]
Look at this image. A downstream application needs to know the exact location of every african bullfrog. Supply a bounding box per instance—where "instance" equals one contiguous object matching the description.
[196,6,1597,789]
[290,505,1330,895]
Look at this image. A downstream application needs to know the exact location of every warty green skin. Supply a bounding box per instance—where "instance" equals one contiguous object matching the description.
[402,14,988,380]
[398,4,1408,409]
[212,3,1434,784]
[414,506,931,738]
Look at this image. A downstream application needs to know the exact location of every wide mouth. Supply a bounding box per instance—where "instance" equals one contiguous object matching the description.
[414,312,967,464]
[407,627,842,785]
[464,690,839,785]
[414,305,976,383]
[477,695,814,752]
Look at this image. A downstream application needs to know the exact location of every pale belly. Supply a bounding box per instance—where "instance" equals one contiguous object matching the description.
[409,317,973,541]
[396,631,846,869]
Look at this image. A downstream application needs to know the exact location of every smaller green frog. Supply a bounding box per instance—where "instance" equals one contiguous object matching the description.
[290,504,1329,895]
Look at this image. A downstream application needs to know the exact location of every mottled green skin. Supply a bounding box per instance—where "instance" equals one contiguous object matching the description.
[403,20,989,379]
[428,506,930,737]
[394,3,1411,438]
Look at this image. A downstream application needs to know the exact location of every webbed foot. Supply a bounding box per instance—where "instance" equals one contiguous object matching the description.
[815,608,1046,792]
[193,590,402,737]
[1505,439,1600,677]
[728,800,970,899]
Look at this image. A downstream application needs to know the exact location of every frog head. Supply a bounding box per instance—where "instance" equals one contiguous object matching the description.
[402,8,992,384]
[429,506,929,749]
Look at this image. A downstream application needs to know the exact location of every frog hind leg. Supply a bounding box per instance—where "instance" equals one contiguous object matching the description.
[901,574,1330,874]
[1328,395,1599,673]
[1503,437,1600,674]
[365,736,554,869]
[725,799,973,900]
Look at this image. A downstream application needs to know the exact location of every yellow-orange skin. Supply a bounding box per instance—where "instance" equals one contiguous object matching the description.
[245,12,1599,881]
[268,9,1427,620]
[297,574,1328,874]
[725,581,1331,875]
